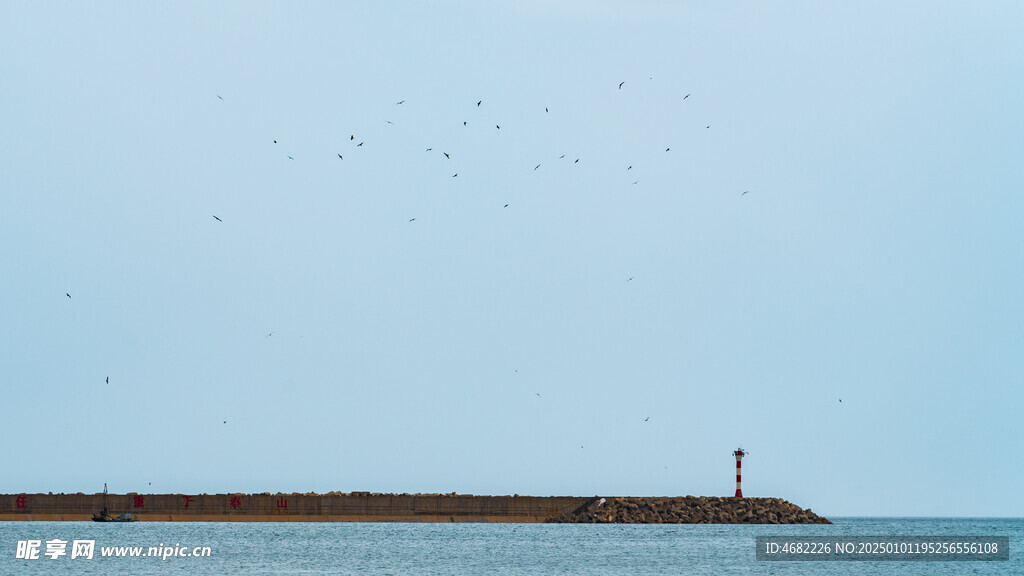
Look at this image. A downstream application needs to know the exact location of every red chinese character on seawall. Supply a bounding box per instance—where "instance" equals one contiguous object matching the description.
[15,495,27,509]
[275,497,287,509]
[229,496,241,509]
[133,495,145,508]
[183,495,194,508]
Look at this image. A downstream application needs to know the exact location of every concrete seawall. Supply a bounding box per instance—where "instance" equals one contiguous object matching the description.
[0,493,590,522]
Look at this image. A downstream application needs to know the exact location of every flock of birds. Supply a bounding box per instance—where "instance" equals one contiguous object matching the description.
[206,83,751,227]
[64,79,842,487]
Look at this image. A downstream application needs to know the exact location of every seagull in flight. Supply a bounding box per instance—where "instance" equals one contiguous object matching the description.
[357,142,364,147]
[644,417,649,422]
[504,204,509,208]
[477,100,482,106]
[684,93,690,100]
[106,376,109,384]
[66,292,71,299]
[409,218,416,222]
[574,158,579,163]
[545,107,549,112]
[534,164,541,170]
[628,277,634,282]
[559,154,566,159]
[395,100,405,105]
[338,154,343,159]
[217,95,223,100]
[287,155,294,160]
[619,81,625,89]
[452,173,458,177]
[741,190,750,196]
[444,152,450,159]
[496,124,500,129]
[425,148,432,152]
[627,165,632,170]
[350,135,354,140]
[212,215,222,222]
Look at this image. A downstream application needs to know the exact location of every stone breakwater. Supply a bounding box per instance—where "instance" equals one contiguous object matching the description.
[548,496,831,524]
[1,493,828,523]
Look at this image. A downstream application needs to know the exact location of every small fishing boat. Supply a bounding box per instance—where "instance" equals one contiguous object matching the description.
[91,511,135,522]
[91,483,136,522]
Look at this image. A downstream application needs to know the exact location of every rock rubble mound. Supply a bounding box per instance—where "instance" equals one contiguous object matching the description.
[548,496,830,524]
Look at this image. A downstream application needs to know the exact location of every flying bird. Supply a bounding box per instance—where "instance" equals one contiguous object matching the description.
[386,120,393,124]
[212,215,222,222]
[666,148,670,152]
[503,204,509,208]
[350,135,354,140]
[463,121,467,126]
[223,420,227,424]
[477,100,482,106]
[535,393,541,397]
[684,93,690,100]
[409,218,416,222]
[644,417,649,421]
[706,125,710,129]
[217,95,223,100]
[574,158,579,163]
[273,140,277,143]
[66,293,71,299]
[628,277,634,282]
[545,107,549,112]
[106,377,109,384]
[395,100,405,105]
[839,398,843,403]
[632,181,639,185]
[627,165,632,170]
[534,164,541,170]
[425,148,432,152]
[559,154,565,159]
[741,190,750,196]
[338,154,343,159]
[444,152,450,159]
[452,173,458,177]
[619,81,625,89]
[357,142,364,147]
[287,155,294,160]
[496,125,500,129]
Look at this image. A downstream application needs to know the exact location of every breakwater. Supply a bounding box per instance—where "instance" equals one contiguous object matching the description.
[0,493,828,523]
[548,496,831,524]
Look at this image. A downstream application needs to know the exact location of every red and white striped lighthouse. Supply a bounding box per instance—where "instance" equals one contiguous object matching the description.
[733,447,747,498]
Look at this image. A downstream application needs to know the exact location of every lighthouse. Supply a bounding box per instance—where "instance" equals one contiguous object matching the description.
[733,447,747,498]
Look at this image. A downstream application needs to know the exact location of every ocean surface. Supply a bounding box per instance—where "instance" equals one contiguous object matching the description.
[2,518,1020,575]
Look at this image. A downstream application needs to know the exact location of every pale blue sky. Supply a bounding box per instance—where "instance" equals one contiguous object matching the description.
[2,1,1022,517]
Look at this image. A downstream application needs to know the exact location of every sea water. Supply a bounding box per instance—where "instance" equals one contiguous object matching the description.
[2,518,1020,575]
